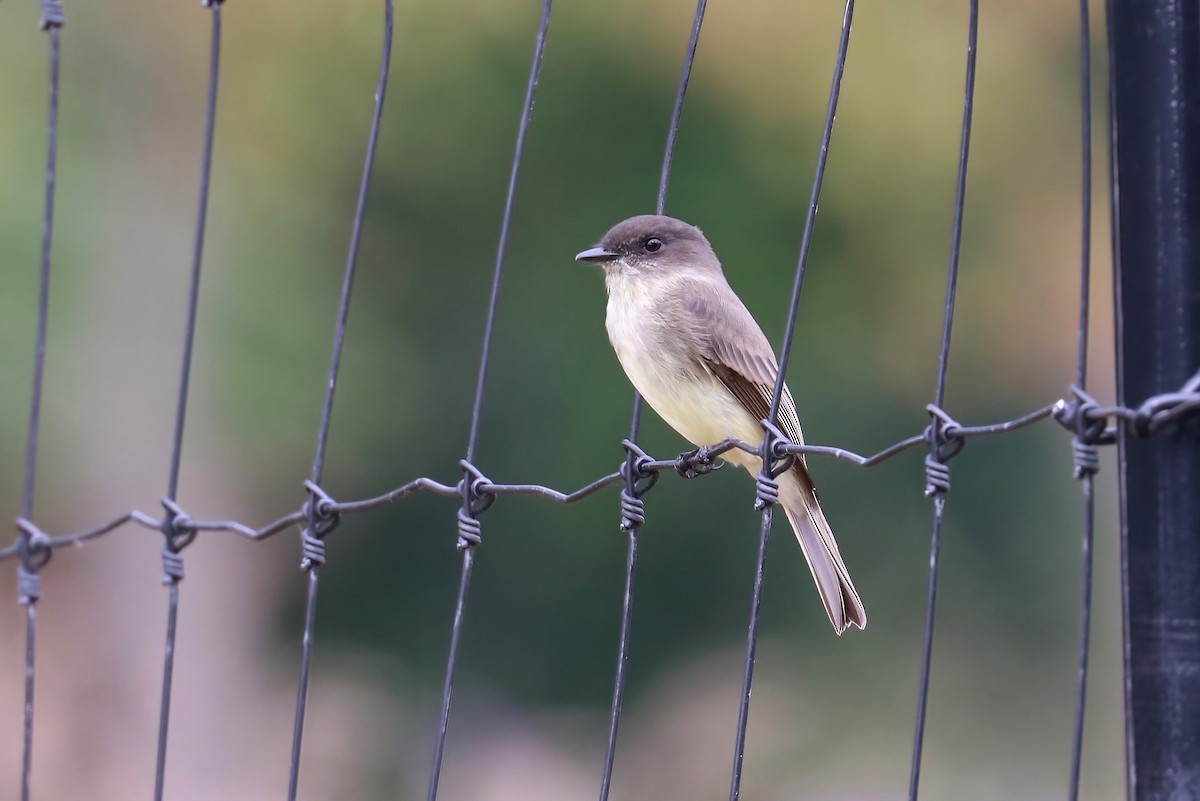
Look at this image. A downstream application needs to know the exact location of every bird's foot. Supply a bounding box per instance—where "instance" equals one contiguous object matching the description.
[676,445,725,479]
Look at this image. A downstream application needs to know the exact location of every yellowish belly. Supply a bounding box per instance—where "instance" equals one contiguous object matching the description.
[605,282,762,466]
[612,343,763,454]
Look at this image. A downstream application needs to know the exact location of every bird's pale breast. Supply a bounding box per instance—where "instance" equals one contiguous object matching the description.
[605,279,763,452]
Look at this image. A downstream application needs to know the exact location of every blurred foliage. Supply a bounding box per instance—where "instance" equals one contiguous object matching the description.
[0,0,1125,798]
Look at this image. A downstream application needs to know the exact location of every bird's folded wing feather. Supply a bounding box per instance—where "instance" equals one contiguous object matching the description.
[678,279,806,448]
[677,279,863,633]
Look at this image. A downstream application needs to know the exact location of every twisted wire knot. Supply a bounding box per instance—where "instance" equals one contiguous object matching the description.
[39,0,64,30]
[752,418,794,511]
[925,404,965,461]
[619,440,659,496]
[924,454,951,497]
[297,481,339,569]
[17,566,42,605]
[161,548,186,584]
[160,498,198,553]
[616,440,659,531]
[754,472,781,510]
[14,519,52,603]
[1131,371,1200,435]
[157,499,197,584]
[1054,386,1106,439]
[302,480,340,538]
[458,461,496,517]
[1131,409,1154,438]
[456,509,482,550]
[923,404,963,497]
[300,529,327,570]
[15,518,53,574]
[619,490,646,530]
[453,461,494,550]
[759,419,797,474]
[1071,437,1100,479]
[675,442,728,480]
[1054,386,1107,478]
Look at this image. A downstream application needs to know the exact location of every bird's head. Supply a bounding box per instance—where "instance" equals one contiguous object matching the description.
[575,214,720,280]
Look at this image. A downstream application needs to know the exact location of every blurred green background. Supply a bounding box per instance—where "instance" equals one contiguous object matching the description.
[0,1,1124,799]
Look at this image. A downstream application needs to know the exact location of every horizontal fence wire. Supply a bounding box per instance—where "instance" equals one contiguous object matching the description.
[3,382,1195,564]
[7,1,1200,800]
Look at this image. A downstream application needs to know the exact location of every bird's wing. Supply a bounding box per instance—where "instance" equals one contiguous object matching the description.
[678,278,806,448]
[679,278,865,634]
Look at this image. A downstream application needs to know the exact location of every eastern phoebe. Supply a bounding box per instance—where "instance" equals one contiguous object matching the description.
[576,215,866,634]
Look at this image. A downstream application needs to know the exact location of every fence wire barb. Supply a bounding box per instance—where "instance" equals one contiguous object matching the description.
[9,1,1200,799]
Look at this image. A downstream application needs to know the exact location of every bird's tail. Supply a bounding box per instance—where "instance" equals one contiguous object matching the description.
[778,463,866,634]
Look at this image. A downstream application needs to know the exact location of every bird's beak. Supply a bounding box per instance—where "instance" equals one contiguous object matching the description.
[575,246,619,263]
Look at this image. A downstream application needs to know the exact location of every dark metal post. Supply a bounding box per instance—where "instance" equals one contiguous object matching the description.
[1108,2,1200,798]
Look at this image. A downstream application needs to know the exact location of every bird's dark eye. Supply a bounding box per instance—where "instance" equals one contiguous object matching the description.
[644,237,664,253]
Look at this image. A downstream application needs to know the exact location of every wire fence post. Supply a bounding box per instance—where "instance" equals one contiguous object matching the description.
[1108,1,1200,797]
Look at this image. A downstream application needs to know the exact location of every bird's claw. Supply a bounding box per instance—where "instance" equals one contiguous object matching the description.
[676,446,725,479]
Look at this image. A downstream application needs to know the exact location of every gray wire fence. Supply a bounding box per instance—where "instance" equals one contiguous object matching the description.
[5,1,1200,800]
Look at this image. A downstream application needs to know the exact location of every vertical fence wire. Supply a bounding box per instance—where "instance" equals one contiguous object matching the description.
[654,0,708,218]
[17,4,65,800]
[1069,455,1097,800]
[285,2,394,799]
[306,1,393,491]
[153,583,181,801]
[152,5,222,800]
[726,507,773,801]
[1104,5,1133,792]
[596,519,640,801]
[426,546,476,801]
[164,4,220,504]
[462,0,551,465]
[285,567,321,801]
[1067,0,1095,797]
[597,2,709,798]
[907,1,978,799]
[24,10,61,525]
[727,3,856,799]
[18,600,37,801]
[425,4,551,799]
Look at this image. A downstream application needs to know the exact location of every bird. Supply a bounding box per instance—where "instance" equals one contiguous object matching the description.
[576,214,865,634]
